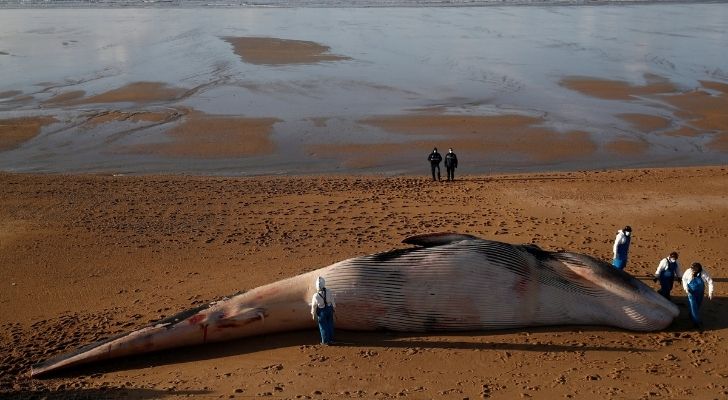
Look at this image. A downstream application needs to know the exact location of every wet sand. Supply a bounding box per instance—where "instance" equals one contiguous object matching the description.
[74,82,190,105]
[1,167,727,399]
[223,37,350,66]
[618,114,672,134]
[82,110,175,128]
[559,74,678,101]
[0,90,23,99]
[560,75,728,152]
[1,5,727,174]
[120,109,281,158]
[0,116,57,151]
[3,73,726,173]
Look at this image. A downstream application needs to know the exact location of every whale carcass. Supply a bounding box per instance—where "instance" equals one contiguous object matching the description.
[31,233,678,377]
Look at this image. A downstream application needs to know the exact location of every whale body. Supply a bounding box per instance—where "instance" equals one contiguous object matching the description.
[31,233,678,377]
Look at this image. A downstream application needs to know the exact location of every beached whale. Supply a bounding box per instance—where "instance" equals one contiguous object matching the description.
[31,233,678,377]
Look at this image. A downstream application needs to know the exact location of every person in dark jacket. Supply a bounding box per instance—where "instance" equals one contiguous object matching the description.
[444,148,458,181]
[427,148,442,181]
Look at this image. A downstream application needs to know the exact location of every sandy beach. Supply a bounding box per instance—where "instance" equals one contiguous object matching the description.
[2,4,728,399]
[1,167,727,399]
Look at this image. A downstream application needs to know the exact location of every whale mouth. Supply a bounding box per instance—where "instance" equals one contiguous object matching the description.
[553,252,680,331]
[592,278,679,330]
[606,273,681,330]
[617,282,679,329]
[637,281,680,316]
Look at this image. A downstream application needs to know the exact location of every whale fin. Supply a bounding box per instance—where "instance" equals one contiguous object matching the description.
[403,233,479,247]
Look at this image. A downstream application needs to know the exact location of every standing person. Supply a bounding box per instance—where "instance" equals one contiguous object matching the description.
[444,148,458,181]
[427,147,442,181]
[612,225,632,270]
[682,262,714,331]
[310,276,336,345]
[654,251,682,300]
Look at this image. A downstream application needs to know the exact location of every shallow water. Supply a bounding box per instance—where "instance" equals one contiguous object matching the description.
[1,0,715,8]
[1,4,727,175]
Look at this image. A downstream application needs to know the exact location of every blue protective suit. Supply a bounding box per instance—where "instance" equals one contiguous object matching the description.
[687,273,705,327]
[612,231,631,270]
[316,304,335,344]
[657,258,679,299]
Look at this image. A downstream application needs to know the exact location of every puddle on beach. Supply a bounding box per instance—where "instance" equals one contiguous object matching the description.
[0,5,727,175]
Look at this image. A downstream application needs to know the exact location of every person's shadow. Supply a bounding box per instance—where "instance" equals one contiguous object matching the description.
[636,275,727,331]
[0,388,210,400]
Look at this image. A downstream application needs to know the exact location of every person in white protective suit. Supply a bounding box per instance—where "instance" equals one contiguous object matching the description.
[310,276,336,345]
[682,262,714,331]
[612,225,632,270]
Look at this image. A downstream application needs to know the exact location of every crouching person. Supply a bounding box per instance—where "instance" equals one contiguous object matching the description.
[311,276,336,345]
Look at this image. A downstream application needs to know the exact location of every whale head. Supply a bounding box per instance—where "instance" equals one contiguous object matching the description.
[550,252,679,331]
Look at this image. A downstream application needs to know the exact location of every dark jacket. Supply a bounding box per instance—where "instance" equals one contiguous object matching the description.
[428,152,442,164]
[445,152,458,168]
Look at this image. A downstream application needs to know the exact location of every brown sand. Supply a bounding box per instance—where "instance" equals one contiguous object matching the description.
[360,114,543,135]
[82,110,177,128]
[1,167,727,399]
[0,90,23,99]
[618,113,672,133]
[223,37,350,66]
[123,110,280,158]
[308,117,329,128]
[662,83,728,136]
[604,137,650,156]
[559,73,678,101]
[310,115,598,167]
[708,134,728,152]
[0,116,57,151]
[561,76,728,153]
[663,126,702,138]
[75,82,188,105]
[43,90,86,105]
[313,130,596,168]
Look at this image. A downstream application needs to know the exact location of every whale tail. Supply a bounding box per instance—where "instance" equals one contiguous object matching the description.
[30,302,214,377]
[30,274,314,378]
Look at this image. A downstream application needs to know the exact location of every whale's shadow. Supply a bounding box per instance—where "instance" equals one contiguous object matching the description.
[42,295,727,379]
[47,327,637,379]
[1,388,210,400]
[636,276,727,329]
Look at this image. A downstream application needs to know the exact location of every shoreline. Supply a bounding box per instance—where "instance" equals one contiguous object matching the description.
[1,159,726,178]
[2,0,727,9]
[0,161,726,175]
